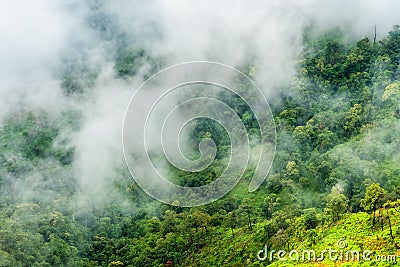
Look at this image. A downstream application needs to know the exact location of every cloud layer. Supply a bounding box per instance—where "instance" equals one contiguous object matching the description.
[1,0,399,197]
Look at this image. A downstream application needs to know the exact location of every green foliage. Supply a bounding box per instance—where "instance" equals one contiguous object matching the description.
[344,103,364,136]
[301,208,318,230]
[361,183,388,227]
[61,65,98,96]
[115,48,164,78]
[0,112,58,160]
[324,188,349,222]
[380,25,400,69]
[1,24,400,267]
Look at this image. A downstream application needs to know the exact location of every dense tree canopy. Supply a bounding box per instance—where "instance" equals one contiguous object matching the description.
[1,20,400,266]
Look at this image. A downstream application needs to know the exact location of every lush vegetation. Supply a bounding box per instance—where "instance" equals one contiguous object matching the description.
[1,13,400,267]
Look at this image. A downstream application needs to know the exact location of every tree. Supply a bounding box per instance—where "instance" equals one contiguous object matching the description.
[382,82,400,115]
[383,82,400,101]
[344,104,364,136]
[261,194,280,219]
[380,25,400,67]
[161,210,180,235]
[238,199,256,231]
[383,200,400,243]
[190,211,211,233]
[225,212,237,238]
[286,161,299,180]
[361,183,387,227]
[293,125,312,154]
[301,208,319,230]
[109,261,124,267]
[324,188,349,222]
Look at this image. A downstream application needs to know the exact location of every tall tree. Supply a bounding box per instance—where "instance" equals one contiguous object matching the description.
[325,188,349,222]
[361,183,387,227]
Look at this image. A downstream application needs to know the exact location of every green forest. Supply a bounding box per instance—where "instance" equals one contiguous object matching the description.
[2,2,400,267]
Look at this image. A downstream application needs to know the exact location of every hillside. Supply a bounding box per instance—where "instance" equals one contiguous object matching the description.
[1,2,400,267]
[180,210,400,266]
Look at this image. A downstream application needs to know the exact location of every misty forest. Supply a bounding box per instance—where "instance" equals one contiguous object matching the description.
[2,1,400,267]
